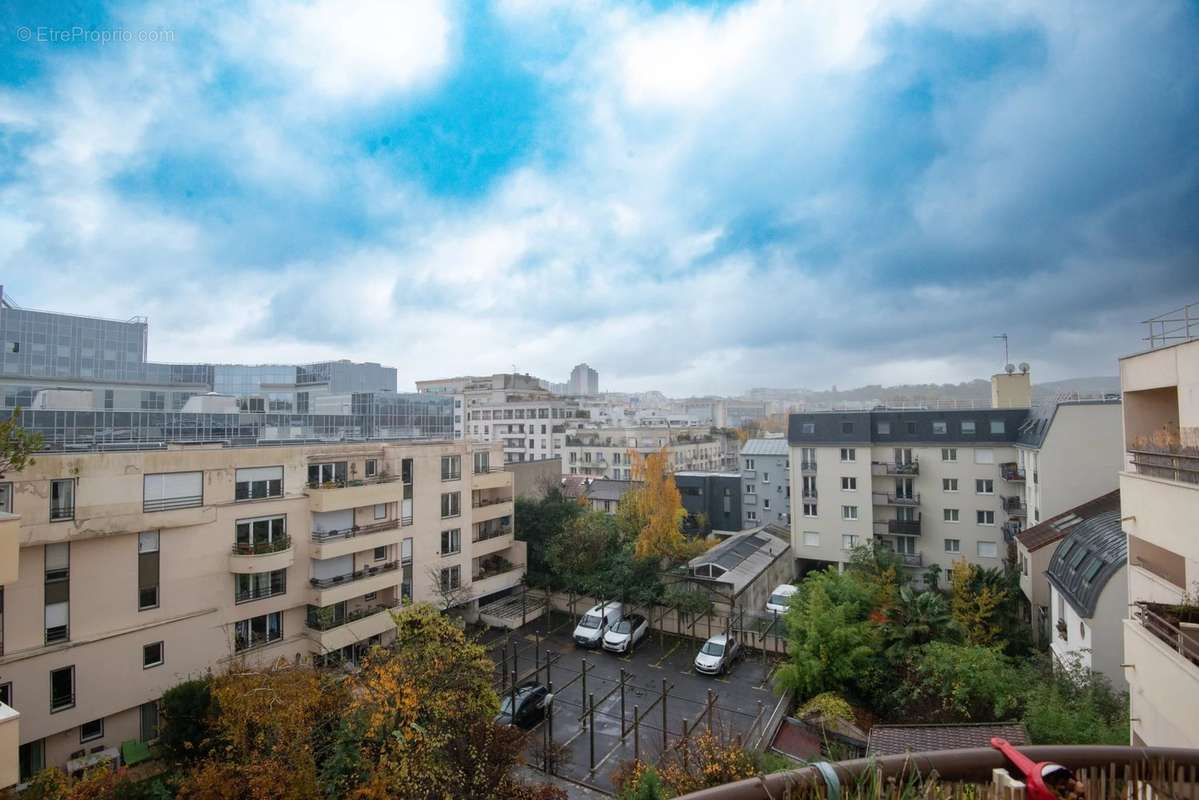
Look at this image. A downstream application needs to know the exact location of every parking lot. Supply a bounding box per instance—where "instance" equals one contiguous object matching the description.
[485,610,786,794]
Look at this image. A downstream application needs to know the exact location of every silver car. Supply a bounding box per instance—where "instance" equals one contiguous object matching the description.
[694,634,740,676]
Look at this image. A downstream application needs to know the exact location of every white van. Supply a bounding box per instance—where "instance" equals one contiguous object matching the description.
[765,583,799,615]
[572,601,624,648]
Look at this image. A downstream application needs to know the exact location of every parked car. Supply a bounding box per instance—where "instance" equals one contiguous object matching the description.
[765,583,799,615]
[694,633,740,676]
[573,601,624,648]
[603,613,649,654]
[495,683,552,729]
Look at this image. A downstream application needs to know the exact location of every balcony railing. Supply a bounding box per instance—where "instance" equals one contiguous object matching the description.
[1000,495,1026,515]
[1129,448,1199,485]
[473,520,512,543]
[675,746,1199,799]
[1002,521,1022,540]
[1133,601,1199,667]
[873,460,919,476]
[143,494,203,513]
[311,518,400,542]
[305,599,401,631]
[474,561,523,582]
[999,462,1026,481]
[874,492,920,506]
[305,474,400,490]
[472,495,513,508]
[231,534,292,556]
[801,489,817,500]
[309,560,399,589]
[800,460,817,472]
[898,552,923,567]
[888,518,921,536]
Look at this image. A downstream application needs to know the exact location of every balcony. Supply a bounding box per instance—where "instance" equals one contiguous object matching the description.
[887,517,921,536]
[472,468,511,490]
[310,518,402,560]
[304,475,403,512]
[1000,495,1027,516]
[1002,521,1023,541]
[0,513,18,585]
[1129,448,1199,485]
[472,555,525,597]
[305,600,400,654]
[801,488,817,500]
[310,561,401,606]
[1132,601,1199,668]
[872,492,920,507]
[473,497,514,523]
[800,460,817,473]
[999,462,1026,482]
[228,535,295,573]
[0,701,17,791]
[871,460,919,477]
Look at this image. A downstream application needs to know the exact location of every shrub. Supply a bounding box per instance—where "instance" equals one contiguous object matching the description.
[158,676,215,764]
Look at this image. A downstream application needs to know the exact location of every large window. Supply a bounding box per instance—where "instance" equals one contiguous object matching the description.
[50,665,74,712]
[977,510,995,526]
[839,448,856,462]
[473,451,490,474]
[977,541,998,558]
[439,565,461,591]
[975,479,994,495]
[803,531,820,547]
[234,515,288,554]
[235,569,287,603]
[234,612,282,652]
[138,532,160,611]
[50,479,75,521]
[841,534,859,551]
[44,543,69,644]
[943,508,960,522]
[841,505,858,520]
[441,455,461,481]
[143,471,203,513]
[943,478,958,492]
[944,538,961,553]
[307,462,347,487]
[235,467,283,501]
[440,528,461,556]
[440,492,461,519]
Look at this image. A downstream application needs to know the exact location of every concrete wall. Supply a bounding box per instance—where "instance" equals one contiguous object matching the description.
[505,457,561,499]
[1049,573,1127,691]
[1030,404,1122,523]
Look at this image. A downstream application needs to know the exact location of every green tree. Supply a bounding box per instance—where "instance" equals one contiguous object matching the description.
[897,642,1022,722]
[546,511,623,596]
[775,569,881,699]
[515,489,584,588]
[1021,654,1129,744]
[881,586,954,662]
[0,407,42,478]
[158,677,215,765]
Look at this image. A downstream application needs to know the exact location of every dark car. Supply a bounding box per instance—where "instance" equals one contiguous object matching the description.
[495,683,551,729]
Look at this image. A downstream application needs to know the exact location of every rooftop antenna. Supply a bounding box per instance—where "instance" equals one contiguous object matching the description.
[993,333,1009,367]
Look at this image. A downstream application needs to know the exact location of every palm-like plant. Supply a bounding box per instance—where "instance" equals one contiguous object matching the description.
[882,586,952,661]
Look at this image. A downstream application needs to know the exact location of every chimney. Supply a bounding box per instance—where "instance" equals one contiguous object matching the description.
[991,363,1031,409]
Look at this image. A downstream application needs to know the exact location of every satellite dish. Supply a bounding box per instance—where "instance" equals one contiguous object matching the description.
[1005,363,1016,375]
[1019,362,1030,374]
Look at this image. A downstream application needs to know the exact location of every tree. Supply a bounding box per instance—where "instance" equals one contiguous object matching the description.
[426,564,476,610]
[515,490,584,588]
[0,407,42,478]
[774,569,881,699]
[158,677,215,765]
[949,560,1005,646]
[624,449,697,562]
[881,586,953,662]
[896,642,1022,722]
[546,511,623,595]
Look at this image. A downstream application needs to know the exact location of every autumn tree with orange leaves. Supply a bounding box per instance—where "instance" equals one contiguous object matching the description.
[622,448,708,562]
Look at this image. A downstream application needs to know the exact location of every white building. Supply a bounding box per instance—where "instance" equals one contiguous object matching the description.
[563,428,722,480]
[568,363,599,396]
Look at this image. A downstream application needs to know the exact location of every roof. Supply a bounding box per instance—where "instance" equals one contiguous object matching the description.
[584,479,641,502]
[1045,502,1127,618]
[1015,490,1120,552]
[740,438,789,457]
[788,408,1029,446]
[1016,398,1122,448]
[687,523,790,595]
[867,722,1029,756]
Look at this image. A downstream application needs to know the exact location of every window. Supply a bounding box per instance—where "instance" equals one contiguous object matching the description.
[841,477,857,491]
[373,545,387,560]
[933,421,947,435]
[975,479,994,494]
[745,483,756,494]
[45,543,69,644]
[801,422,815,434]
[374,503,386,520]
[402,538,413,564]
[990,420,1006,434]
[234,612,282,652]
[235,570,286,603]
[841,505,858,520]
[906,421,917,435]
[140,702,160,742]
[977,510,995,525]
[143,471,203,512]
[0,683,10,707]
[745,458,755,470]
[440,565,461,591]
[50,478,75,521]
[143,641,164,668]
[79,718,104,743]
[977,541,998,558]
[974,448,994,465]
[877,421,891,435]
[803,502,817,517]
[441,455,461,481]
[473,451,490,474]
[840,448,856,462]
[234,515,287,554]
[942,478,958,492]
[763,498,771,510]
[308,462,347,486]
[50,666,74,712]
[138,531,160,611]
[961,420,976,436]
[365,459,378,478]
[234,467,282,501]
[944,538,961,553]
[841,534,860,551]
[841,421,854,434]
[440,528,461,556]
[943,508,960,522]
[440,492,461,518]
[0,482,12,513]
[746,510,757,521]
[803,531,820,547]
[762,471,770,482]
[941,448,957,462]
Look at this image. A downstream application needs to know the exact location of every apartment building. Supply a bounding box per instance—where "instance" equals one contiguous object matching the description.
[567,363,599,396]
[787,382,1031,579]
[563,428,722,480]
[675,472,743,533]
[1119,314,1199,748]
[1,513,19,789]
[740,438,791,529]
[0,430,519,782]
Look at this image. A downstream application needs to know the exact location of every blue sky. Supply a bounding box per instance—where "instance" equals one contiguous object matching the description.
[1,0,1196,395]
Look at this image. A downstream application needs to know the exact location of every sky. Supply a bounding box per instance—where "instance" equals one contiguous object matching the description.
[0,0,1196,396]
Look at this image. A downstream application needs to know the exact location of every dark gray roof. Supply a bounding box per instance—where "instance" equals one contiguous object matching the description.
[1016,490,1119,552]
[740,438,790,457]
[1016,398,1122,448]
[688,523,790,593]
[788,408,1029,446]
[1045,507,1127,618]
[584,479,641,502]
[867,722,1028,756]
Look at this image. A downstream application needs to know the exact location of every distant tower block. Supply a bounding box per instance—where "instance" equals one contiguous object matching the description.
[991,366,1031,409]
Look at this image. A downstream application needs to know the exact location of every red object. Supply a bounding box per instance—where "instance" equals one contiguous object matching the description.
[991,737,1073,800]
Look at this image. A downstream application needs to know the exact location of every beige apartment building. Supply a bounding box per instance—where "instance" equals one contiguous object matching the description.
[0,438,519,784]
[1119,328,1199,748]
[563,428,723,480]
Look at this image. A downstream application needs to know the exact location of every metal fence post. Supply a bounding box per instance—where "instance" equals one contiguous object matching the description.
[619,668,627,737]
[681,719,690,772]
[706,689,714,734]
[661,679,668,751]
[500,649,508,692]
[588,692,596,772]
[633,704,641,763]
[581,660,588,727]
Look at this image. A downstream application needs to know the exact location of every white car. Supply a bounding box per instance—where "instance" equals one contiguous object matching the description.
[694,634,740,676]
[603,613,649,654]
[573,601,624,648]
[765,583,799,615]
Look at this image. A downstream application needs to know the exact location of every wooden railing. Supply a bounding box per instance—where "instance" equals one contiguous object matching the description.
[1129,449,1199,485]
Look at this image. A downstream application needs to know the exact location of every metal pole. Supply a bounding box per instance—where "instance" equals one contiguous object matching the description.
[707,689,714,734]
[500,649,508,692]
[588,692,596,772]
[522,585,527,627]
[620,668,627,737]
[581,660,588,727]
[546,650,553,688]
[535,630,541,676]
[682,719,690,771]
[634,704,640,763]
[547,679,555,776]
[662,679,668,751]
